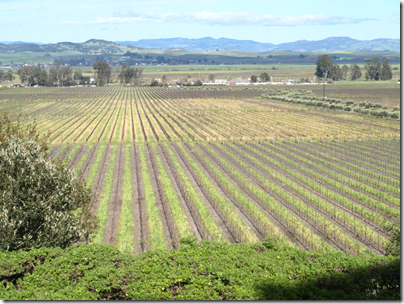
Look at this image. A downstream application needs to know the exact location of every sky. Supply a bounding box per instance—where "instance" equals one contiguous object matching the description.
[1,0,400,44]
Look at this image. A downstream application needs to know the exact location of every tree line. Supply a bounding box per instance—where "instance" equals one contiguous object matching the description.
[315,55,393,81]
[15,61,146,87]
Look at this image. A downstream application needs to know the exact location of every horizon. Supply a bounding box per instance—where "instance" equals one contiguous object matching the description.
[0,36,400,47]
[1,0,399,44]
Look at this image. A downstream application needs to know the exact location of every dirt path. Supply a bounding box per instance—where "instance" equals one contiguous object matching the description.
[183,143,265,242]
[80,145,98,180]
[170,143,236,243]
[158,144,202,241]
[68,145,87,170]
[104,145,125,246]
[145,144,174,250]
[134,145,150,252]
[130,145,143,256]
[91,146,111,216]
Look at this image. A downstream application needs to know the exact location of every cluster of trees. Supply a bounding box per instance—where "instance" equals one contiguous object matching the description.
[116,64,144,86]
[364,58,392,81]
[0,69,13,82]
[250,72,271,83]
[17,62,74,87]
[315,55,393,81]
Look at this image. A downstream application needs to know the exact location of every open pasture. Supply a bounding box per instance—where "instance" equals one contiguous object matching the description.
[0,86,399,145]
[0,86,400,256]
[48,137,400,257]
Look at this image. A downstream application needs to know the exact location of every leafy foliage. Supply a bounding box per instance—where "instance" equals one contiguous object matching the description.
[0,111,97,251]
[0,241,400,300]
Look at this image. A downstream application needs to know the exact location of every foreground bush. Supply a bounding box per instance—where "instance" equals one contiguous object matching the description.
[0,241,399,300]
[0,111,97,251]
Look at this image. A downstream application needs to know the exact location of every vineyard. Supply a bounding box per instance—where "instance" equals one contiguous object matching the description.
[0,86,400,257]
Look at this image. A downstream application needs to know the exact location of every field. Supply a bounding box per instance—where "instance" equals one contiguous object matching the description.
[0,85,400,257]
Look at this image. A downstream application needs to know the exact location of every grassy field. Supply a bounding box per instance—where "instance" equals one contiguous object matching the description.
[0,85,399,260]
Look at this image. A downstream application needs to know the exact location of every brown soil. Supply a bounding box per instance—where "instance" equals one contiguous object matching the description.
[90,145,111,216]
[130,145,143,256]
[158,145,202,241]
[104,145,125,246]
[145,144,174,250]
[170,143,236,243]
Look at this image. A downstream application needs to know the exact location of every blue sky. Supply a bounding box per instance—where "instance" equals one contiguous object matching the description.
[1,0,400,44]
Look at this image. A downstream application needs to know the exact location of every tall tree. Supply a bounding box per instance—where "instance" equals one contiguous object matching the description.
[208,74,215,82]
[350,63,362,80]
[250,75,257,83]
[364,58,382,81]
[315,55,334,79]
[330,63,342,81]
[341,65,349,80]
[74,70,82,81]
[381,57,392,80]
[93,61,111,86]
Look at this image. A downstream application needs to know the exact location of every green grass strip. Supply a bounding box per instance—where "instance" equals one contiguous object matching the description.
[138,144,167,251]
[150,144,193,240]
[93,145,118,244]
[117,146,136,254]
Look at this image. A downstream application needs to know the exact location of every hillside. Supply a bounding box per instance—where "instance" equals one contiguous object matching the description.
[116,36,400,52]
[0,39,142,54]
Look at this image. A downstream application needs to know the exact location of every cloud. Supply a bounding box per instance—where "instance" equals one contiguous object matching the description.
[62,11,376,27]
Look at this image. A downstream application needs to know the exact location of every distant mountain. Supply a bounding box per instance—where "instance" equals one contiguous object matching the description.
[116,37,275,52]
[116,36,400,52]
[0,37,399,54]
[0,41,46,45]
[0,39,140,54]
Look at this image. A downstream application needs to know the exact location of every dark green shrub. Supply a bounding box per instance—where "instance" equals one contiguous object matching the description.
[316,102,324,107]
[361,109,370,115]
[322,103,329,108]
[370,110,379,116]
[335,99,342,104]
[392,106,399,112]
[365,102,373,109]
[336,105,343,110]
[390,112,399,119]
[346,100,354,106]
[374,103,382,109]
[378,110,388,117]
[343,106,352,112]
[382,106,388,110]
[359,101,366,107]
[0,111,97,251]
[329,104,336,110]
[353,107,361,113]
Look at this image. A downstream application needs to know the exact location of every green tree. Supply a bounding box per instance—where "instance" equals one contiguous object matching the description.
[350,63,362,80]
[208,74,215,82]
[259,72,270,82]
[74,70,83,81]
[162,75,167,84]
[330,63,342,81]
[299,54,305,60]
[93,61,112,86]
[381,58,392,80]
[6,70,13,81]
[341,65,349,80]
[364,58,382,81]
[315,55,334,79]
[250,75,257,83]
[0,111,97,251]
